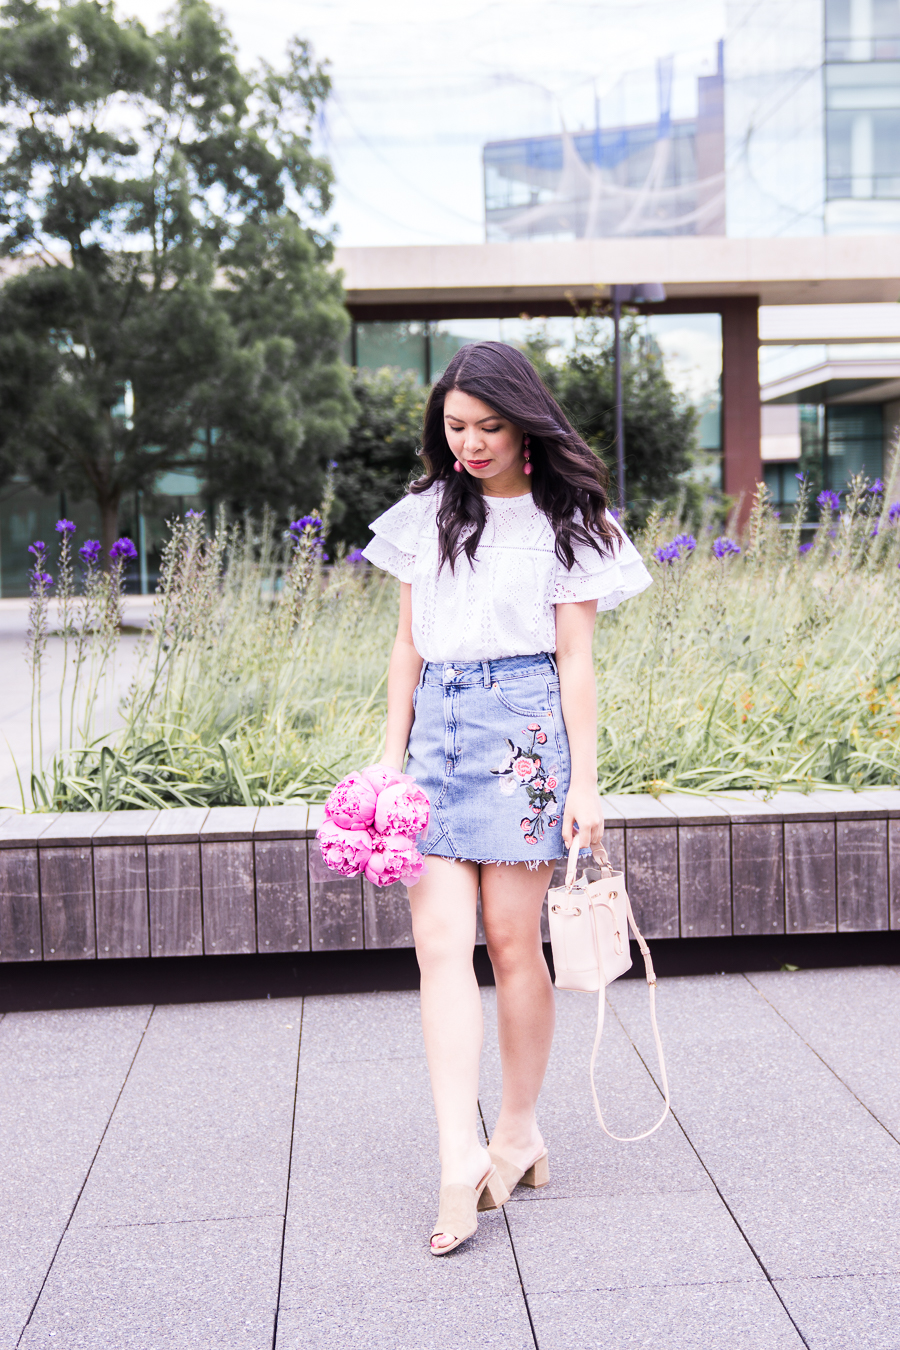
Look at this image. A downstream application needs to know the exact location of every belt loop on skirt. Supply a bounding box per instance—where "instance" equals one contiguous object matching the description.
[547,652,559,675]
[418,662,428,688]
[482,660,492,688]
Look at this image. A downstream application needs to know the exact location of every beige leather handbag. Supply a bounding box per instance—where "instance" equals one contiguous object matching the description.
[547,837,670,1141]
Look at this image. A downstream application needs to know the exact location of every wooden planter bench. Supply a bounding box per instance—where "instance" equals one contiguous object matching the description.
[0,789,898,962]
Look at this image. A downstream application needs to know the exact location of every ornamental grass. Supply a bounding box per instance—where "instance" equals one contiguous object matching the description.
[21,471,900,811]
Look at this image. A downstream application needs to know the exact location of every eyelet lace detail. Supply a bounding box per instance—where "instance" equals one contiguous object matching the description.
[362,486,652,661]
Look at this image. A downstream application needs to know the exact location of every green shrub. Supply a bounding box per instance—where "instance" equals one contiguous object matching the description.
[22,473,900,810]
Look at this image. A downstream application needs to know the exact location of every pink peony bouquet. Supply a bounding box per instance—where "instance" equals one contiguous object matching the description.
[317,764,429,887]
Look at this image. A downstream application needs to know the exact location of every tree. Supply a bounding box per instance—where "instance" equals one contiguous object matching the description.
[0,0,355,554]
[526,318,697,515]
[329,366,426,550]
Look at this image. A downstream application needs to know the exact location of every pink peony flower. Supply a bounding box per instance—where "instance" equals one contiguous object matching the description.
[364,832,425,886]
[374,781,430,839]
[361,763,410,795]
[324,771,378,829]
[535,732,547,744]
[514,757,538,780]
[317,818,373,877]
[524,834,537,845]
[520,817,532,831]
[527,722,541,731]
[546,776,558,790]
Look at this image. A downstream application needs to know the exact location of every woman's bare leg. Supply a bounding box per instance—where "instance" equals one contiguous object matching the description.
[408,857,491,1246]
[480,861,555,1171]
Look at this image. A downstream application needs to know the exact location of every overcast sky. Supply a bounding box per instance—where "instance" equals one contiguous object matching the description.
[126,0,725,247]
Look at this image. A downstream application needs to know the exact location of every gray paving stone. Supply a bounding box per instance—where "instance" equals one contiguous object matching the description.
[19,1215,282,1350]
[748,966,900,1136]
[299,990,424,1066]
[607,974,900,1279]
[528,1282,803,1349]
[0,1006,150,1344]
[507,1189,766,1294]
[70,999,302,1227]
[281,1015,521,1307]
[479,987,706,1203]
[275,1294,534,1349]
[775,1273,900,1349]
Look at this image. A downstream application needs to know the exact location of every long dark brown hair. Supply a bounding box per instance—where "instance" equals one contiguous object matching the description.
[411,341,618,571]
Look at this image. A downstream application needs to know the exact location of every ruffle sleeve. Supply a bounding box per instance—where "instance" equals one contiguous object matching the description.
[551,517,653,609]
[361,487,435,583]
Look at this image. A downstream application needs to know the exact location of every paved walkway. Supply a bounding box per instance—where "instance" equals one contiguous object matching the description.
[0,965,898,1348]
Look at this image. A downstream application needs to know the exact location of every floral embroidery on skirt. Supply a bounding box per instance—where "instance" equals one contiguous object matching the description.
[491,723,560,845]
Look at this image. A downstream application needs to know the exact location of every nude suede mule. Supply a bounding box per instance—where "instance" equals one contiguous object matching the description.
[430,1165,510,1255]
[486,1146,550,1199]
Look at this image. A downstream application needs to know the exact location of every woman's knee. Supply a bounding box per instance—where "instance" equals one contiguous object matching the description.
[484,926,544,978]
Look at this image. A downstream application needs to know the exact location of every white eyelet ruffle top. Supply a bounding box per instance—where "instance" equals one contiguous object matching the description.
[362,485,652,663]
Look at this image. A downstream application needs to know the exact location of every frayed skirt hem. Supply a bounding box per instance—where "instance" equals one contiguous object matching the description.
[423,853,558,872]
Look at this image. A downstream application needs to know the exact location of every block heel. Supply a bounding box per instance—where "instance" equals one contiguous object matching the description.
[520,1150,550,1188]
[488,1146,550,1197]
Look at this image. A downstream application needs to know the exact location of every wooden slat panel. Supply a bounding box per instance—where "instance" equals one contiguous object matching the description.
[201,840,256,955]
[255,839,310,953]
[837,819,888,932]
[604,826,625,873]
[38,847,96,959]
[363,878,413,949]
[93,844,149,958]
[624,826,679,939]
[0,848,42,961]
[679,824,732,937]
[785,820,837,933]
[308,844,363,951]
[147,842,202,957]
[891,820,900,931]
[732,822,784,935]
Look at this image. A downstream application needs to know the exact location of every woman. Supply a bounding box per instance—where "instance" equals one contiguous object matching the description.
[362,342,651,1254]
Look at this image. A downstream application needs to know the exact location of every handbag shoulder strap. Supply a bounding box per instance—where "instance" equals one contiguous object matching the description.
[586,843,671,1142]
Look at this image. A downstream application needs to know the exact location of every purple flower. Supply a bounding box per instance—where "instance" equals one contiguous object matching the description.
[817,490,841,513]
[653,542,681,565]
[888,503,900,523]
[798,542,813,554]
[185,508,204,520]
[109,537,138,561]
[609,507,621,521]
[27,540,46,556]
[33,571,53,588]
[712,536,741,559]
[673,533,697,552]
[289,513,323,535]
[347,548,365,563]
[55,519,75,535]
[79,540,102,565]
[869,479,885,493]
[795,472,805,481]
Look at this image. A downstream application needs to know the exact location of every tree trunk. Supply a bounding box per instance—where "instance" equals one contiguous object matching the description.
[99,494,121,567]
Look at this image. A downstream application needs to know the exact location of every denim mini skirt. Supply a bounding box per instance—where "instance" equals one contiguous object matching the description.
[406,653,571,865]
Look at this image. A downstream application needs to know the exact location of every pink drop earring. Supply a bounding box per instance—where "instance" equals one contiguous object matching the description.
[523,434,532,476]
[454,460,463,473]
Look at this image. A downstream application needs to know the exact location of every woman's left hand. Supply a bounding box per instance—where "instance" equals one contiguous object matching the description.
[562,781,605,850]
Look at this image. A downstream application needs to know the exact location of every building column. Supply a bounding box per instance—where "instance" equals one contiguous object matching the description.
[721,297,761,527]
